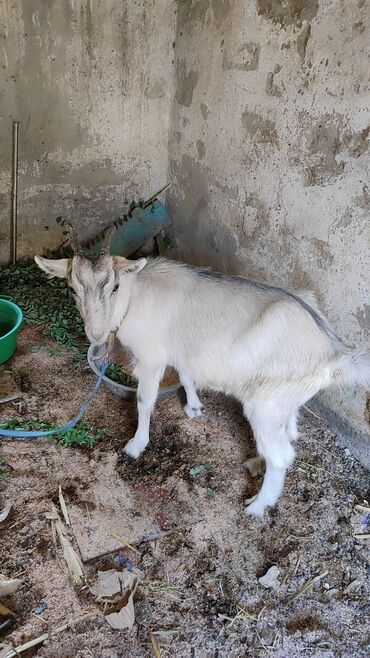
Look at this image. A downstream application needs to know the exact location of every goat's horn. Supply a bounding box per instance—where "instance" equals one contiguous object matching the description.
[100,225,116,256]
[67,223,82,255]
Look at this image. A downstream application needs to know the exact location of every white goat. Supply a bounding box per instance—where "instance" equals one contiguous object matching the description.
[35,237,370,516]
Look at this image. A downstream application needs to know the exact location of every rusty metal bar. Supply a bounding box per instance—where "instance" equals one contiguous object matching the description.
[11,120,20,264]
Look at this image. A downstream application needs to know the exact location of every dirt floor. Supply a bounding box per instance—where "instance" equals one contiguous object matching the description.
[0,325,369,658]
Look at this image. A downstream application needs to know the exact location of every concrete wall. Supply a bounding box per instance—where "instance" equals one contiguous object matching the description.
[0,0,176,261]
[167,0,370,459]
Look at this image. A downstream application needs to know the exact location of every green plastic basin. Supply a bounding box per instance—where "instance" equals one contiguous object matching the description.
[0,296,23,364]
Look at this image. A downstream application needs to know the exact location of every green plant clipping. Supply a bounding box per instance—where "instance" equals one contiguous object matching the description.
[189,463,212,477]
[0,418,105,449]
[0,260,87,362]
[58,424,106,448]
[106,364,137,389]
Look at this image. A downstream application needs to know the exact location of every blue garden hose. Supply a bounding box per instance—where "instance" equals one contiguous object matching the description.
[0,361,108,440]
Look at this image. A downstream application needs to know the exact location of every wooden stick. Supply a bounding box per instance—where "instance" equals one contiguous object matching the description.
[292,555,301,578]
[2,612,97,658]
[111,533,141,556]
[354,504,370,513]
[58,485,70,526]
[139,526,186,544]
[0,602,15,617]
[354,533,370,540]
[289,570,328,602]
[150,628,181,636]
[150,631,162,658]
[84,527,186,563]
[0,500,13,523]
[144,182,171,208]
[303,405,322,421]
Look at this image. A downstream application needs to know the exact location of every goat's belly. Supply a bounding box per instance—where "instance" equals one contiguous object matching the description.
[176,354,254,394]
[175,349,326,399]
[192,373,256,396]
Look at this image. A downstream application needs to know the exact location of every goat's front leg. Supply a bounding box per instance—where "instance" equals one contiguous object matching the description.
[123,364,163,459]
[179,370,204,419]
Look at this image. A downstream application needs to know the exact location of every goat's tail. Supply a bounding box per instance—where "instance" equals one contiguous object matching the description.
[330,348,370,388]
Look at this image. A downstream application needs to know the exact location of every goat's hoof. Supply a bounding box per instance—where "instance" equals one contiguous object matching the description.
[123,439,144,459]
[184,403,204,419]
[243,456,265,477]
[244,497,266,518]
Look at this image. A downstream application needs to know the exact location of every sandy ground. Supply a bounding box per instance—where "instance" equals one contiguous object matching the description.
[0,325,369,658]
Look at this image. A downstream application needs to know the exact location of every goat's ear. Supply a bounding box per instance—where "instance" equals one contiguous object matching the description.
[112,256,147,274]
[34,256,70,279]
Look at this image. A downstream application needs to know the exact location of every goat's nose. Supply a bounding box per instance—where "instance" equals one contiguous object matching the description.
[87,329,106,345]
[92,337,106,347]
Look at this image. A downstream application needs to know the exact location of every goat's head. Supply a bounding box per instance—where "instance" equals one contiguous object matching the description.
[34,226,146,346]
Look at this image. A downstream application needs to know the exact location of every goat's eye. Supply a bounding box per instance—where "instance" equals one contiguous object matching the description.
[69,287,76,295]
[112,283,119,293]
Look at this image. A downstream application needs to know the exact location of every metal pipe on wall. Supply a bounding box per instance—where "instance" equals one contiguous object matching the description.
[11,120,20,264]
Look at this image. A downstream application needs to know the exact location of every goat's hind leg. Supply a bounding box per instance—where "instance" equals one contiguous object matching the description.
[286,412,299,441]
[179,370,204,419]
[243,405,295,517]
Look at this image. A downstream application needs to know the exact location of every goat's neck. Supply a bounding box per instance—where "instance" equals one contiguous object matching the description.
[110,273,136,334]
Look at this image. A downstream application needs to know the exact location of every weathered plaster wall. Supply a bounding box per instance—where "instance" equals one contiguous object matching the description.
[0,0,176,261]
[167,0,370,459]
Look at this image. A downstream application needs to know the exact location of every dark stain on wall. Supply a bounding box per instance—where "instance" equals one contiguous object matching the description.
[291,260,317,295]
[168,154,242,272]
[354,304,370,332]
[223,42,260,71]
[242,110,278,145]
[241,193,270,240]
[80,1,96,65]
[349,126,370,158]
[175,59,199,107]
[302,114,370,187]
[353,20,365,34]
[0,195,8,213]
[353,185,370,210]
[211,0,232,28]
[265,66,281,97]
[297,23,311,62]
[145,81,165,98]
[2,1,81,164]
[177,0,210,28]
[311,238,334,268]
[200,103,209,119]
[257,0,319,27]
[197,139,206,159]
[170,154,209,220]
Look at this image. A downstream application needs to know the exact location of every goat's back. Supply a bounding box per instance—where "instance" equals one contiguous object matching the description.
[128,259,339,391]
